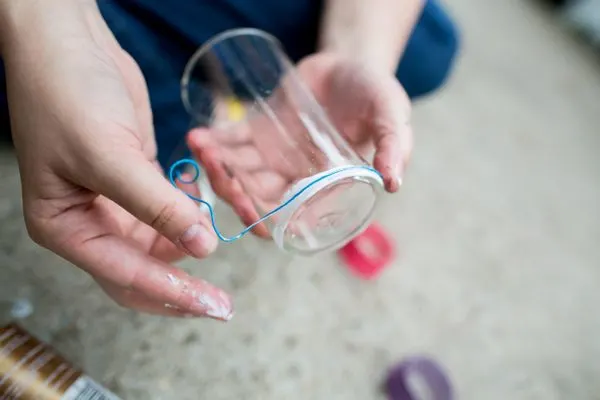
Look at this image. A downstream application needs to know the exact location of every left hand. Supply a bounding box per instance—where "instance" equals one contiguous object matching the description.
[187,52,413,237]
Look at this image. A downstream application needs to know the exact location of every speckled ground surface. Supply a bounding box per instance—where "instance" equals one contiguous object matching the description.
[1,0,600,399]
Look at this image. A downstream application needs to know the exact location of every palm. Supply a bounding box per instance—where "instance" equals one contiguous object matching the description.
[188,53,411,237]
[298,55,396,159]
[78,49,184,256]
[24,42,185,300]
[10,3,231,319]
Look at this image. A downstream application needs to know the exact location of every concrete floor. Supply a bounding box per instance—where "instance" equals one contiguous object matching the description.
[1,0,600,399]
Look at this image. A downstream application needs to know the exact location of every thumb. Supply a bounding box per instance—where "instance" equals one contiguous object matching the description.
[90,152,218,258]
[370,79,413,193]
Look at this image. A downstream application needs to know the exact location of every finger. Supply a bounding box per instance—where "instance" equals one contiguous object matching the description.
[87,192,186,263]
[243,170,291,206]
[116,176,189,264]
[221,145,267,173]
[190,130,289,205]
[233,195,271,238]
[188,127,267,176]
[188,136,259,219]
[127,220,187,264]
[70,230,233,321]
[370,80,413,193]
[205,158,270,238]
[188,131,271,238]
[399,123,414,174]
[372,123,403,193]
[88,150,218,259]
[148,234,187,263]
[96,279,198,317]
[189,125,252,147]
[147,172,211,261]
[175,171,204,208]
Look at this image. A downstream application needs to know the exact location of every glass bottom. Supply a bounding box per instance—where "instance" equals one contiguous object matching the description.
[279,175,380,256]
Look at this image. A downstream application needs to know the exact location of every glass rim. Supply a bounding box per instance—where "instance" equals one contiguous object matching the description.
[180,28,284,117]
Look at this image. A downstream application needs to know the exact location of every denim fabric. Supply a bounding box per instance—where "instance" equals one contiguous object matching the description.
[0,0,460,169]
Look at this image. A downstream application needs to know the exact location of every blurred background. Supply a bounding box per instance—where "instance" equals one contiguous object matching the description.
[1,0,600,399]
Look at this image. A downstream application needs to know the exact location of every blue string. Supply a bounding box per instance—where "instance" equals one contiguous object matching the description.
[169,158,382,243]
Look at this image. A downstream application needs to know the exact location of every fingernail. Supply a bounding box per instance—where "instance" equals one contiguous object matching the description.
[179,224,218,258]
[396,163,404,189]
[192,291,234,321]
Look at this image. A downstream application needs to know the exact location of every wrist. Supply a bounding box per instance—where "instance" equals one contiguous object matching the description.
[319,38,400,76]
[319,0,425,75]
[0,0,96,56]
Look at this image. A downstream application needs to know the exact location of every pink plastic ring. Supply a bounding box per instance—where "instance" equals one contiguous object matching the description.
[338,224,394,279]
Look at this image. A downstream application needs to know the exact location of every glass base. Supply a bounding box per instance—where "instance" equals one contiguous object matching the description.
[276,171,382,256]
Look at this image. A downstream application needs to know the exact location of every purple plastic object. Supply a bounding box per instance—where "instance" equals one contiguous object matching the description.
[384,356,453,400]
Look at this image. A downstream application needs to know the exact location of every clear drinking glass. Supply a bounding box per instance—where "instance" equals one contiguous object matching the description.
[179,28,384,255]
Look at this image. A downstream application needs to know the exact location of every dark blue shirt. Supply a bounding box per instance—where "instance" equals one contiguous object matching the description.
[2,0,459,168]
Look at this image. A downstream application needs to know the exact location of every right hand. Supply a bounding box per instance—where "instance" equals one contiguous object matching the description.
[1,0,233,321]
[187,53,412,238]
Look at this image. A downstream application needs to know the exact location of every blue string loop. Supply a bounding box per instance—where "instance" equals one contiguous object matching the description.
[169,158,382,243]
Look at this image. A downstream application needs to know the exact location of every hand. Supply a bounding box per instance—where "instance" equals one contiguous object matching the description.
[187,52,413,236]
[2,1,232,320]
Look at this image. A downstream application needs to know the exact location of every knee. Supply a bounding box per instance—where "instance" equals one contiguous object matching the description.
[396,0,461,99]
